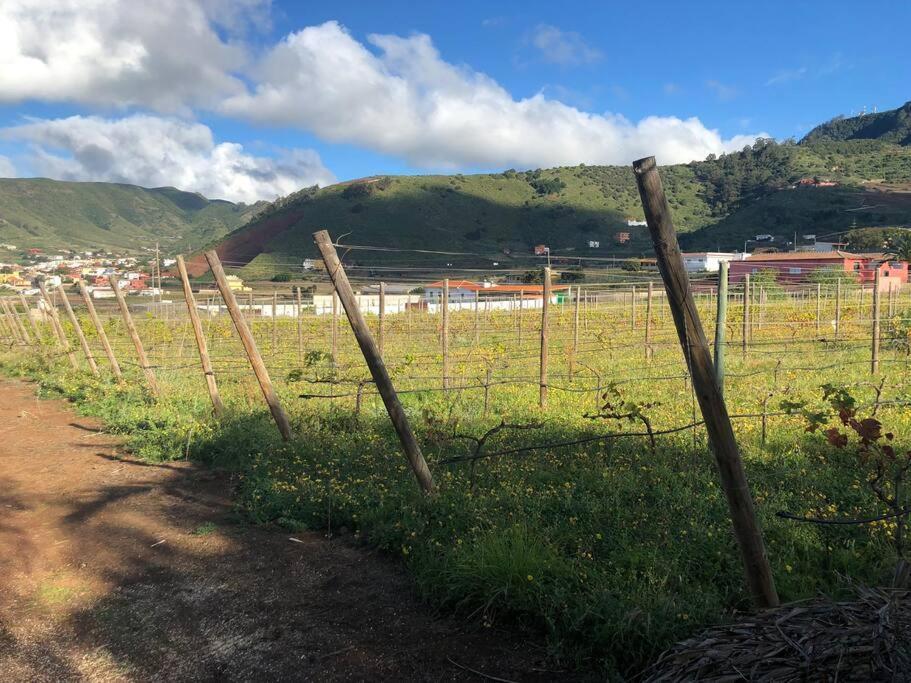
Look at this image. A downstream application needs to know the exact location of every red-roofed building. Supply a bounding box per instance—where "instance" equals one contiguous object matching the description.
[729,251,908,289]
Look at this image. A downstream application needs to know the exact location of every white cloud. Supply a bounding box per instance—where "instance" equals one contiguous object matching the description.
[3,115,335,203]
[529,24,602,66]
[0,155,16,177]
[0,0,266,111]
[225,21,766,169]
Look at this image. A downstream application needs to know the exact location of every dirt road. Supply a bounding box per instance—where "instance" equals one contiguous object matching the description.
[0,380,562,681]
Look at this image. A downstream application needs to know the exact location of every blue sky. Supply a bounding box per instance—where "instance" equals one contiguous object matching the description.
[0,0,908,201]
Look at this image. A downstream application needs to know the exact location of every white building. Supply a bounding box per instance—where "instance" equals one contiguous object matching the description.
[681,252,748,273]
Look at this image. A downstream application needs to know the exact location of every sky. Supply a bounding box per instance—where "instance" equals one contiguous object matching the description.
[0,0,908,203]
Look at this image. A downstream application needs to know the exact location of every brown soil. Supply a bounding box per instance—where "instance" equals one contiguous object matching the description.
[0,380,572,681]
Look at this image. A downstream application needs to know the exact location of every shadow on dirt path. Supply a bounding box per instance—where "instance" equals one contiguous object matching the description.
[0,380,573,682]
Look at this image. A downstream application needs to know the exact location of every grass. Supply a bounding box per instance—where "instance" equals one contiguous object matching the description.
[3,282,910,677]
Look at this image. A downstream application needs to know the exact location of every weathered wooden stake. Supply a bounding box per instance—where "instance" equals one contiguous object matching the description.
[517,288,524,345]
[645,280,654,361]
[630,285,637,330]
[539,267,551,409]
[110,277,160,396]
[442,279,450,389]
[205,251,292,439]
[872,269,881,375]
[0,300,22,344]
[313,230,434,494]
[58,288,99,376]
[38,281,79,369]
[570,286,580,379]
[18,292,41,341]
[5,298,31,344]
[633,155,779,609]
[77,280,122,380]
[742,273,751,357]
[271,290,277,356]
[815,283,821,335]
[177,256,225,418]
[714,261,729,394]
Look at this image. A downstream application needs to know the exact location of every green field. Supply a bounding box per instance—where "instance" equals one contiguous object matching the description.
[2,272,910,677]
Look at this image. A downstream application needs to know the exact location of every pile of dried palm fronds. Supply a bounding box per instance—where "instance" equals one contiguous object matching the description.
[643,587,911,682]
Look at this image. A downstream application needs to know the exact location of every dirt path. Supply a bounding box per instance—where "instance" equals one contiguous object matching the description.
[0,380,566,682]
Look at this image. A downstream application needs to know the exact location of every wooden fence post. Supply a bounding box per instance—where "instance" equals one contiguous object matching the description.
[58,288,99,376]
[714,261,729,394]
[205,251,292,440]
[835,278,842,339]
[742,273,750,358]
[177,256,225,418]
[0,300,22,344]
[630,285,637,330]
[539,267,551,409]
[37,281,79,370]
[872,268,881,375]
[313,230,434,494]
[110,277,160,396]
[271,290,277,356]
[518,288,524,345]
[633,155,779,609]
[442,279,450,389]
[77,280,122,380]
[645,280,654,361]
[5,298,31,344]
[570,285,580,379]
[816,282,822,337]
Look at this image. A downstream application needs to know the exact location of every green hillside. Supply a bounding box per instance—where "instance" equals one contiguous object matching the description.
[802,100,911,146]
[0,178,263,253]
[209,136,911,279]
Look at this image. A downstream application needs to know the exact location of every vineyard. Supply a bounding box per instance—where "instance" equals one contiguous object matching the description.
[2,234,910,676]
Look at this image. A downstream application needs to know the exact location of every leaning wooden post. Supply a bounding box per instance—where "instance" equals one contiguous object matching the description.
[871,268,881,375]
[18,292,41,341]
[5,298,31,344]
[205,251,292,440]
[58,287,99,376]
[0,299,23,344]
[77,280,122,380]
[110,277,160,396]
[37,281,79,370]
[442,279,450,390]
[630,285,637,330]
[714,261,729,394]
[742,273,751,358]
[313,230,434,494]
[633,156,779,609]
[177,256,225,418]
[539,267,551,409]
[378,281,386,358]
[645,280,654,361]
